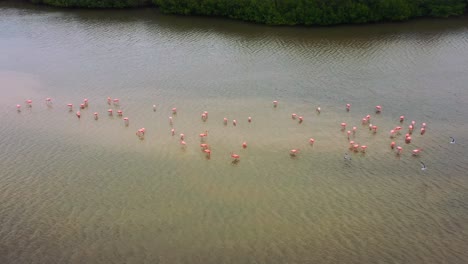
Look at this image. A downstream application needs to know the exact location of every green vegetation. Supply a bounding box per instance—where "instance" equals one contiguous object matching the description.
[29,0,150,8]
[28,0,467,25]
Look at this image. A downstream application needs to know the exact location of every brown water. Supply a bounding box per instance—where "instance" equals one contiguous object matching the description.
[1,2,468,263]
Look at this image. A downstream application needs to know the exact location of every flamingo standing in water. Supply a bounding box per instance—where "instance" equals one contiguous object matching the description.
[107,97,112,105]
[172,107,177,114]
[76,111,81,119]
[16,104,21,112]
[346,103,351,112]
[199,131,208,142]
[292,113,297,119]
[83,98,88,107]
[400,116,405,122]
[153,105,156,112]
[316,106,321,114]
[341,123,347,131]
[108,109,113,116]
[46,98,52,105]
[420,127,426,135]
[223,118,228,125]
[242,142,247,148]
[375,105,382,113]
[233,120,237,126]
[113,98,120,106]
[204,149,211,159]
[347,130,351,140]
[361,145,367,153]
[117,110,123,117]
[352,127,357,135]
[309,138,315,145]
[390,142,396,149]
[94,112,98,120]
[180,140,187,148]
[273,101,278,107]
[396,146,403,155]
[80,103,85,109]
[298,116,303,123]
[231,152,240,161]
[26,100,32,107]
[171,128,175,136]
[180,133,185,140]
[248,117,252,123]
[412,148,423,156]
[67,104,73,111]
[169,116,173,125]
[123,117,129,126]
[290,149,299,157]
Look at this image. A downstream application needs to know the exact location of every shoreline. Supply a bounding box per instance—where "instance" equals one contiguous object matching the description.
[4,0,468,27]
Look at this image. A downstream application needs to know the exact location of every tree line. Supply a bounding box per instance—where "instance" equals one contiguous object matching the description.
[29,0,467,25]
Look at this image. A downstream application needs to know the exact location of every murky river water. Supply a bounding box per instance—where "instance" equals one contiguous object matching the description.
[1,2,468,263]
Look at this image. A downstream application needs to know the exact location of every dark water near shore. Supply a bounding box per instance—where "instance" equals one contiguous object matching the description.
[1,2,468,263]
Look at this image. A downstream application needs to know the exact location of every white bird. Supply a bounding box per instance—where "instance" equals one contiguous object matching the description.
[450,137,455,144]
[420,161,427,171]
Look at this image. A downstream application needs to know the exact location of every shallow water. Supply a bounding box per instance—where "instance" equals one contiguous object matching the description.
[1,2,468,263]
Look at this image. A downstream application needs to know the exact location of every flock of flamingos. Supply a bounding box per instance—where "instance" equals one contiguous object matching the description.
[15,97,439,166]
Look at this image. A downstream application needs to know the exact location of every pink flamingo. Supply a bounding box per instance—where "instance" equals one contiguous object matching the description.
[412,148,423,156]
[309,138,315,145]
[346,103,351,112]
[298,116,303,123]
[231,152,240,161]
[180,140,187,148]
[290,149,299,157]
[341,122,347,131]
[347,130,351,140]
[180,133,185,140]
[242,142,247,148]
[108,109,113,116]
[201,113,207,121]
[400,116,405,122]
[372,125,378,133]
[203,111,208,118]
[390,130,395,138]
[204,149,211,159]
[83,98,88,107]
[375,105,382,113]
[411,120,416,127]
[396,146,403,155]
[391,142,396,149]
[117,110,123,117]
[153,105,156,112]
[223,118,228,125]
[200,143,209,150]
[352,127,357,135]
[361,145,367,153]
[405,135,412,144]
[107,97,112,105]
[316,106,321,114]
[273,101,278,107]
[199,131,208,141]
[420,128,426,135]
[169,116,173,125]
[353,144,360,152]
[26,99,32,107]
[80,103,85,109]
[421,122,426,128]
[233,120,237,126]
[171,128,175,136]
[292,113,297,119]
[361,118,367,125]
[349,141,355,150]
[408,125,414,134]
[16,104,21,112]
[113,98,120,105]
[67,104,73,111]
[248,117,252,123]
[366,114,371,121]
[46,98,52,104]
[94,112,98,120]
[123,117,129,126]
[172,107,177,114]
[76,111,81,118]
